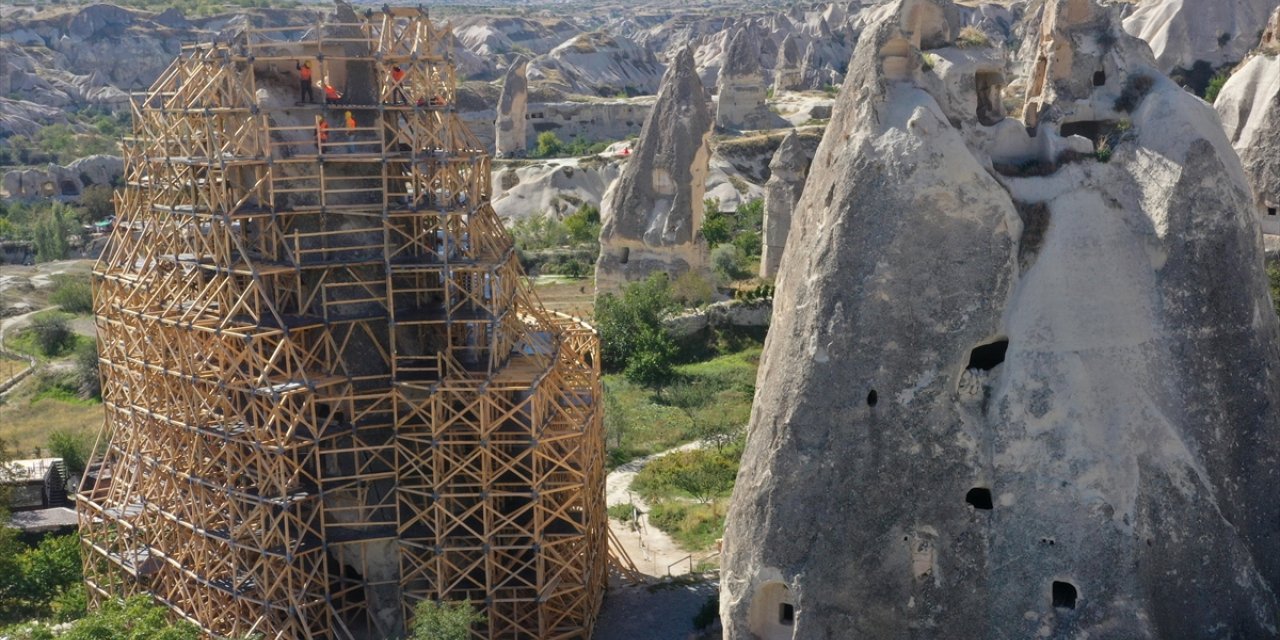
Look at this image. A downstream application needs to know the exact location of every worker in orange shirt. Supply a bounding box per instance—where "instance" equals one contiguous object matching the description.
[344,110,357,153]
[322,79,343,105]
[315,115,329,154]
[296,61,314,103]
[390,64,407,104]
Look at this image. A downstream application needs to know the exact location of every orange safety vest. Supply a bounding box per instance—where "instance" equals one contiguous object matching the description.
[324,85,341,100]
[345,114,356,130]
[391,68,405,83]
[317,120,329,142]
[299,65,312,81]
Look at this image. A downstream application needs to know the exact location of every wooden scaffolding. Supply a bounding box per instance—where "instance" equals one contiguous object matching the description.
[76,8,607,639]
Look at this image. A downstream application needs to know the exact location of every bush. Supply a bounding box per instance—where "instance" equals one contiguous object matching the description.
[671,271,715,307]
[48,429,92,475]
[32,205,74,262]
[1204,72,1230,103]
[27,312,76,357]
[633,449,738,503]
[595,273,678,373]
[51,275,94,314]
[532,132,563,158]
[710,244,746,284]
[60,595,200,640]
[563,203,601,245]
[75,341,101,400]
[647,501,725,550]
[624,326,678,385]
[700,200,732,249]
[409,600,486,640]
[956,25,991,48]
[79,184,115,221]
[1268,261,1280,318]
[0,534,83,623]
[509,213,570,251]
[607,502,638,522]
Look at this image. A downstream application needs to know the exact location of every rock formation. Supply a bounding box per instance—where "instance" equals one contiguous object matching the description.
[495,56,529,158]
[773,33,804,92]
[722,1,1280,638]
[716,28,776,130]
[595,46,713,295]
[759,132,816,279]
[1122,0,1280,73]
[528,32,665,97]
[1215,7,1280,235]
[3,155,123,200]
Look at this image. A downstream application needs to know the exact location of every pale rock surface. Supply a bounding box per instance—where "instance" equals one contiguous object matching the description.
[595,47,713,295]
[2,155,122,199]
[490,158,623,221]
[760,132,817,279]
[1122,0,1280,72]
[1215,7,1280,234]
[722,1,1280,638]
[773,33,805,92]
[529,32,665,97]
[495,56,529,158]
[716,28,784,131]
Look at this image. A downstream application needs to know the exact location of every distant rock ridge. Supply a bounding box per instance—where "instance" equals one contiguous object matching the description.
[773,33,805,91]
[759,131,816,279]
[1122,0,1280,73]
[722,0,1280,638]
[595,46,713,295]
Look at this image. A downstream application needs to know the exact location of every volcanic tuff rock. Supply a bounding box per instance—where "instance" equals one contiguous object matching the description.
[773,33,805,91]
[495,56,529,158]
[759,131,817,279]
[1215,6,1280,235]
[595,46,713,295]
[1122,0,1280,72]
[2,155,123,200]
[528,32,666,97]
[716,28,780,131]
[721,0,1280,638]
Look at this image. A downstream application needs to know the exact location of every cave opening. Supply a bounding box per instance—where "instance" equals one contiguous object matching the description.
[779,603,795,625]
[619,247,630,264]
[866,389,878,407]
[1052,581,1078,609]
[975,71,1005,126]
[1268,207,1277,216]
[1092,70,1106,86]
[966,339,1008,371]
[965,487,993,510]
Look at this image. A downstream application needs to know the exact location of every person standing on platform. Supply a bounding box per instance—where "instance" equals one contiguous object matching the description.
[296,61,314,103]
[344,110,357,153]
[390,64,407,104]
[315,115,329,154]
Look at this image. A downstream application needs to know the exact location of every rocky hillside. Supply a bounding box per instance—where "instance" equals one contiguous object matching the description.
[722,0,1280,637]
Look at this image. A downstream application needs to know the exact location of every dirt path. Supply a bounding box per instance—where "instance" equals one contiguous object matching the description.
[606,441,710,578]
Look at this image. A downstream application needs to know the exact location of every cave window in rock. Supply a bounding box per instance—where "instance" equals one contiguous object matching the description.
[60,180,79,197]
[1052,581,1078,609]
[965,487,993,510]
[1268,207,1277,217]
[966,339,1008,371]
[975,71,1006,126]
[1060,121,1108,149]
[1092,70,1106,86]
[618,247,630,264]
[867,389,878,407]
[749,582,795,640]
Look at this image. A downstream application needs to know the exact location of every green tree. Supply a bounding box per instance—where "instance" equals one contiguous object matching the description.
[700,198,731,248]
[32,205,72,262]
[409,599,486,640]
[75,341,102,400]
[60,595,200,640]
[533,132,563,158]
[594,273,678,374]
[563,203,601,245]
[1204,72,1230,103]
[710,244,745,284]
[51,275,94,314]
[79,184,116,221]
[48,430,92,475]
[28,312,75,357]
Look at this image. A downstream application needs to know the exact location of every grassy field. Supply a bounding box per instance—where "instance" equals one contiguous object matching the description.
[0,374,103,457]
[530,275,595,320]
[0,355,29,384]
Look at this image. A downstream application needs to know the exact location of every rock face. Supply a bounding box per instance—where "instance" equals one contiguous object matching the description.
[759,132,816,279]
[595,47,713,295]
[2,155,123,200]
[495,57,529,158]
[1122,0,1280,72]
[722,1,1280,638]
[1216,7,1280,235]
[716,28,776,130]
[528,32,665,97]
[773,33,805,91]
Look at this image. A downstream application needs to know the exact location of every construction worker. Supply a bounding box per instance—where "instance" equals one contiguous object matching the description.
[344,110,357,153]
[315,115,329,154]
[322,80,343,105]
[296,61,314,103]
[390,64,407,104]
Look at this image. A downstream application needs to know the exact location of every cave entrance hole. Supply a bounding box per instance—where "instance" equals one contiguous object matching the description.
[1052,581,1078,609]
[966,339,1008,371]
[965,487,993,510]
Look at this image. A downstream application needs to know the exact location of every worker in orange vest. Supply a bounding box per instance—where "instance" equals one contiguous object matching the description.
[322,81,342,105]
[315,115,329,153]
[296,61,314,103]
[390,64,407,104]
[344,110,357,153]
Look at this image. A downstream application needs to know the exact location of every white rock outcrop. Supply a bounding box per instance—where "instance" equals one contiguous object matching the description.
[495,57,529,158]
[722,0,1280,638]
[1215,7,1280,234]
[715,28,780,131]
[595,47,713,295]
[1122,0,1280,72]
[759,132,816,279]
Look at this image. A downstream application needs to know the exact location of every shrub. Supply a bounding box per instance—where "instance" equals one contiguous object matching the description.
[671,271,715,307]
[48,429,92,475]
[27,312,76,357]
[563,203,601,245]
[509,213,570,251]
[59,595,200,640]
[710,244,745,284]
[51,275,94,314]
[956,26,991,48]
[1203,72,1230,103]
[532,131,563,158]
[633,449,738,503]
[624,327,678,385]
[79,184,115,221]
[594,273,678,373]
[75,341,101,400]
[607,502,638,522]
[409,599,486,640]
[32,205,73,262]
[1268,261,1280,318]
[700,199,732,248]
